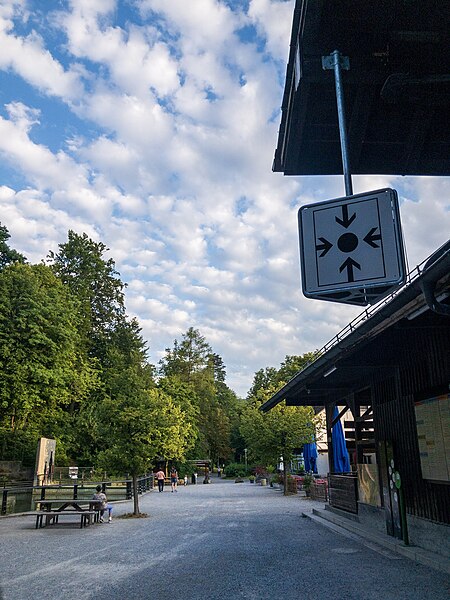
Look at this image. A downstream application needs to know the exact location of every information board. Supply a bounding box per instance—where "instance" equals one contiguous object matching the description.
[415,394,450,482]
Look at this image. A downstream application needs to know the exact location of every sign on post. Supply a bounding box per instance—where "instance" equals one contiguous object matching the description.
[298,189,406,306]
[69,467,79,479]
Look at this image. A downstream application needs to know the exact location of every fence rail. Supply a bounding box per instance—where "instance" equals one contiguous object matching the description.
[1,474,154,516]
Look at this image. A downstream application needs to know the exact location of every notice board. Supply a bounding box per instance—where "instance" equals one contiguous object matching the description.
[415,394,450,482]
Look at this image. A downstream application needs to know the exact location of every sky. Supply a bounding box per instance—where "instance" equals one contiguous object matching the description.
[0,0,449,397]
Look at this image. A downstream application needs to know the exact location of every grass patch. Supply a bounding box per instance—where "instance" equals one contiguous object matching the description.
[118,512,149,519]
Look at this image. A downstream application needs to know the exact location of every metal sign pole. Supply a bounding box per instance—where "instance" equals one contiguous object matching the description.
[322,50,353,196]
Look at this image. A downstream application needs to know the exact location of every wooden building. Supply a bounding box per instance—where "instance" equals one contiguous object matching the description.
[263,0,450,555]
[261,244,450,552]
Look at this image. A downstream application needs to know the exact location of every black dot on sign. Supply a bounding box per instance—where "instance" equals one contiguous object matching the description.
[338,232,358,253]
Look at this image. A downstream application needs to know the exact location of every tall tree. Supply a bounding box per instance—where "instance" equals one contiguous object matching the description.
[97,388,193,515]
[0,223,26,271]
[159,327,212,384]
[46,231,133,463]
[246,367,278,399]
[159,328,236,462]
[47,231,126,353]
[242,352,320,490]
[0,263,97,461]
[240,398,316,494]
[276,353,316,385]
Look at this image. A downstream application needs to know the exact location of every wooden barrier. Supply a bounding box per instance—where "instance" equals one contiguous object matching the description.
[328,474,358,513]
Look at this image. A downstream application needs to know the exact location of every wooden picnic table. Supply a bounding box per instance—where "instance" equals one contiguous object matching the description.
[33,499,102,529]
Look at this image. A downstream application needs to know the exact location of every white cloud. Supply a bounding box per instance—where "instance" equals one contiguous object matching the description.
[0,0,448,397]
[0,7,82,100]
[249,0,297,61]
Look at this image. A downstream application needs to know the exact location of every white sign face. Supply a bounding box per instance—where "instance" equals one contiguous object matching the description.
[68,467,79,479]
[299,188,406,297]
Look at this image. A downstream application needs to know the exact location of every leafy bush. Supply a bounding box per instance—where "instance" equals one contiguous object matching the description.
[302,473,313,490]
[271,472,283,484]
[0,428,39,466]
[224,462,248,478]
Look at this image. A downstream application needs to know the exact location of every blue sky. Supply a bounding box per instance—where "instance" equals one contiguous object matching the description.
[1,0,449,396]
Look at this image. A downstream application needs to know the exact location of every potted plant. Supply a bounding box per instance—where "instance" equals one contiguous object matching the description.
[302,473,313,496]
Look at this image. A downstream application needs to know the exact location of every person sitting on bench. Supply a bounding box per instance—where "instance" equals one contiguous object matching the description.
[92,485,113,523]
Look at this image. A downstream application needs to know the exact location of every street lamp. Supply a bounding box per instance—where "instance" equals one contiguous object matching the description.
[244,448,248,470]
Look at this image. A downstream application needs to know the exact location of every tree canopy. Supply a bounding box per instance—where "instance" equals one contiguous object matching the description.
[0,222,321,494]
[0,223,26,271]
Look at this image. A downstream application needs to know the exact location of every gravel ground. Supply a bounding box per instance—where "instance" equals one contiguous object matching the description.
[1,479,449,600]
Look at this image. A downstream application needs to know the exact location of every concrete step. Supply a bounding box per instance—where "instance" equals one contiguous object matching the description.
[302,507,450,576]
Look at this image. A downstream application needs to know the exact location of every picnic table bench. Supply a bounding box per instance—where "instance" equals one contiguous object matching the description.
[31,499,102,529]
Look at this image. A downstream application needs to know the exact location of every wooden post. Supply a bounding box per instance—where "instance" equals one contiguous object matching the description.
[326,404,335,473]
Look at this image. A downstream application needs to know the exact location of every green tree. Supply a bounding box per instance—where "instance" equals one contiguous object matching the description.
[246,367,278,399]
[0,223,26,271]
[240,399,315,494]
[0,263,97,461]
[47,231,143,465]
[97,388,193,515]
[159,328,237,463]
[159,327,212,384]
[157,377,199,437]
[276,353,316,385]
[242,352,319,491]
[47,231,126,354]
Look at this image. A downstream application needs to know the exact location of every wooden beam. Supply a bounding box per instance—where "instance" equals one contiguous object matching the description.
[348,84,377,171]
[331,405,350,427]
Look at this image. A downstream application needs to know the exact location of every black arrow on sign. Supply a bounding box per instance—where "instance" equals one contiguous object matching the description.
[339,257,361,282]
[363,227,382,248]
[315,237,333,257]
[335,205,356,229]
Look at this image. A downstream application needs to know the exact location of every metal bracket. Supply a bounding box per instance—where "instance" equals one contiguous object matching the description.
[322,54,350,71]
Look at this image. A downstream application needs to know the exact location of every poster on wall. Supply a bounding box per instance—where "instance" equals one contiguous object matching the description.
[414,393,450,482]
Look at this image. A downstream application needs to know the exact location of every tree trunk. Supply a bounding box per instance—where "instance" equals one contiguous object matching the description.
[132,473,140,515]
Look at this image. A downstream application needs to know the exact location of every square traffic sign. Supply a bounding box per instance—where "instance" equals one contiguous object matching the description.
[298,188,406,305]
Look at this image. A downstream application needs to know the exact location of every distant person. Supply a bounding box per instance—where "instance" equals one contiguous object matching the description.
[155,469,165,492]
[217,466,221,478]
[184,475,188,486]
[92,485,113,523]
[171,467,178,492]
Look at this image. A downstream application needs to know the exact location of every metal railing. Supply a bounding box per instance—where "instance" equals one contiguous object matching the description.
[292,253,437,377]
[1,474,154,516]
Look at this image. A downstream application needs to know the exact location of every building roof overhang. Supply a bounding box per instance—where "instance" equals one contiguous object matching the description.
[260,241,450,412]
[273,0,450,176]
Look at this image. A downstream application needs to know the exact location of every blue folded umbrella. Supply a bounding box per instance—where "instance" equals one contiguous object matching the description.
[332,406,351,473]
[303,442,318,473]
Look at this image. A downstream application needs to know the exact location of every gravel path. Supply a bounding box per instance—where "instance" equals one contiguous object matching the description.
[1,479,449,599]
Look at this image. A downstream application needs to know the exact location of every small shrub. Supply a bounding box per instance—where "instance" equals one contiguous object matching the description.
[224,463,247,478]
[303,473,313,491]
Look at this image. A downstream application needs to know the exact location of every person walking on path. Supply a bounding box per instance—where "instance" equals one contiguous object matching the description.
[171,467,178,492]
[155,469,165,492]
[92,485,113,523]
